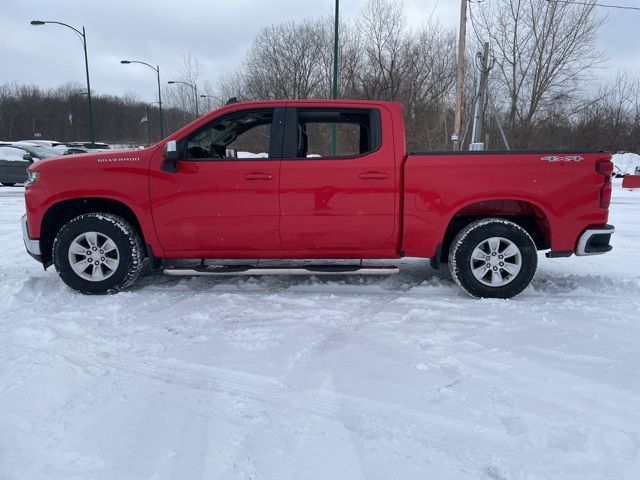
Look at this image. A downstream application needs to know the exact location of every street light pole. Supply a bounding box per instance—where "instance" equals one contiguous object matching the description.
[331,0,339,156]
[168,80,199,117]
[121,60,164,138]
[144,101,161,146]
[157,65,164,138]
[145,104,151,147]
[30,20,95,146]
[200,94,223,111]
[332,0,339,101]
[81,27,95,147]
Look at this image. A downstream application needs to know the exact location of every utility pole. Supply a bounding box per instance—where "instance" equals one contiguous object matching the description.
[470,42,490,150]
[453,0,468,151]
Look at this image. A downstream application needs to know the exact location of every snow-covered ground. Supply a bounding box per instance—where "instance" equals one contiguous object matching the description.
[1,181,639,480]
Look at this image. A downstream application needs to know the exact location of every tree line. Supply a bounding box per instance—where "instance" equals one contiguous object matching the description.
[1,0,638,153]
[0,82,189,145]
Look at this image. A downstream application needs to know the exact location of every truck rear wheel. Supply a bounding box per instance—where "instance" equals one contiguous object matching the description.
[448,218,537,299]
[53,213,144,294]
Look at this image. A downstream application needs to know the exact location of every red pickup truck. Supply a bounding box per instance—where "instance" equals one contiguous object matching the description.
[21,99,615,298]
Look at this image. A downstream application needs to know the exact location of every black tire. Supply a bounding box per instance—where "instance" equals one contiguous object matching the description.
[53,213,144,294]
[448,218,537,299]
[1,182,16,187]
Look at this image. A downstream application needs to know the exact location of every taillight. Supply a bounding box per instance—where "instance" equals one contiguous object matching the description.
[596,161,613,177]
[596,160,613,209]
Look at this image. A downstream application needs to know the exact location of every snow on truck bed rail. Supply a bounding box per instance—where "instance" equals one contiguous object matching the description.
[0,177,639,479]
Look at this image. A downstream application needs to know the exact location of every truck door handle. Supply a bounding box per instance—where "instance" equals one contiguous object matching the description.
[244,172,274,181]
[359,171,389,180]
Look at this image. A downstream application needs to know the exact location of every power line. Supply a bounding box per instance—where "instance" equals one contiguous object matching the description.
[548,0,640,11]
[467,0,486,45]
[426,0,440,26]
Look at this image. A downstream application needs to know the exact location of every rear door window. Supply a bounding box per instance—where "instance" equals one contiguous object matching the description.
[286,108,381,159]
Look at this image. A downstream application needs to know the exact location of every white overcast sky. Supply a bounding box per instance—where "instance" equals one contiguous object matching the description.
[1,0,638,103]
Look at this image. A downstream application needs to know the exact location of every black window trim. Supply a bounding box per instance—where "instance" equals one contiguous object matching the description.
[176,107,286,162]
[281,106,382,161]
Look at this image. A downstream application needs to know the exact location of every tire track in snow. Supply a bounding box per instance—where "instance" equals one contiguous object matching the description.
[282,295,392,390]
[5,336,533,468]
[130,272,640,305]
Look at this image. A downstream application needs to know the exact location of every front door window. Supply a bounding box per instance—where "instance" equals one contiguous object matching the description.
[186,109,275,160]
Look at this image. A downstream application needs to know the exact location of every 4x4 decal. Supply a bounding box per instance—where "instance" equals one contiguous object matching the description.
[541,155,584,162]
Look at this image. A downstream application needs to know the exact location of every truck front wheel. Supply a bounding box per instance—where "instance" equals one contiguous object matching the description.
[53,213,144,294]
[448,218,537,299]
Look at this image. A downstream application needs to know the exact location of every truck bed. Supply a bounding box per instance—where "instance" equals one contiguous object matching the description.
[401,150,612,258]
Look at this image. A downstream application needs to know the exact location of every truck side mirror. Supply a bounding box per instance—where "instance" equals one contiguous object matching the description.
[161,140,179,173]
[23,153,34,162]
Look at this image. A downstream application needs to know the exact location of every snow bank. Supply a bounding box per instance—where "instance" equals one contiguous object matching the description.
[612,152,640,176]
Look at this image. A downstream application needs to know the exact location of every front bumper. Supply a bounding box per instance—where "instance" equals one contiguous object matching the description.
[575,224,615,256]
[21,214,42,262]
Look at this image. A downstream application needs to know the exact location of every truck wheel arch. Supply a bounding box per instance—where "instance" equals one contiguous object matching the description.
[39,198,148,268]
[439,199,552,265]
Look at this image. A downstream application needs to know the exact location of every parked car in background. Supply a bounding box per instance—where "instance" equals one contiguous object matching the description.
[17,140,64,148]
[50,144,90,155]
[67,141,110,150]
[12,143,60,160]
[63,146,90,155]
[1,146,35,186]
[0,143,60,186]
[15,141,69,156]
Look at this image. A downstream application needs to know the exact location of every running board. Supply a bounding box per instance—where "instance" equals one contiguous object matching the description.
[163,264,399,276]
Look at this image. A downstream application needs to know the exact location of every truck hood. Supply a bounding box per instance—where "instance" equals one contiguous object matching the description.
[29,147,157,173]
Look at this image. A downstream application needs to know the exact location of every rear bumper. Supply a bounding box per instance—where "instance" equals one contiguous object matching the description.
[21,214,42,262]
[575,224,615,256]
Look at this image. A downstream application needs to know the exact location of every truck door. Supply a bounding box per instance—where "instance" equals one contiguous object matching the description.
[278,106,397,254]
[150,107,284,255]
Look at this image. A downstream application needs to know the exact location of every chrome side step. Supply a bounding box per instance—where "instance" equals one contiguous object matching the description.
[163,264,399,276]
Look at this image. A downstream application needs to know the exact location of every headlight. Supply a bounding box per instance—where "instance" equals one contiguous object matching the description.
[25,171,40,186]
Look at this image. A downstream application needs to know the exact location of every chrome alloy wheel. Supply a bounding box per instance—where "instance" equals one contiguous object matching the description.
[67,231,120,282]
[469,236,522,287]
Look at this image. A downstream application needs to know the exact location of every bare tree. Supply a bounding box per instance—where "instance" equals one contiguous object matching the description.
[164,53,204,120]
[242,19,329,99]
[474,0,606,146]
[572,72,640,152]
[355,0,410,100]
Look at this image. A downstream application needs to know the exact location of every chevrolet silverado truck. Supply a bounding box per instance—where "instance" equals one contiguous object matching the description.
[21,100,615,298]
